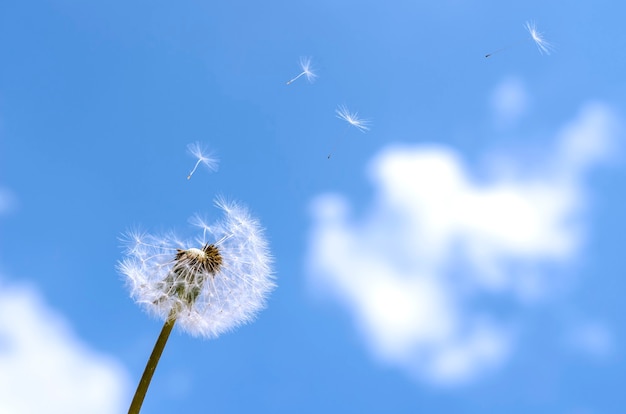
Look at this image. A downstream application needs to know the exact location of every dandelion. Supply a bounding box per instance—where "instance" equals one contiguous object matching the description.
[118,198,275,413]
[335,105,370,132]
[186,142,218,180]
[286,56,317,85]
[485,20,553,58]
[328,105,371,159]
[525,20,553,55]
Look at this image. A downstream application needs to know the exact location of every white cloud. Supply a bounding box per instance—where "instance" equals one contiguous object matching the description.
[490,76,529,128]
[0,280,131,414]
[307,102,619,385]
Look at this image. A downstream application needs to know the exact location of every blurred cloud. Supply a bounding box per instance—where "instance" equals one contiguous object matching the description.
[0,187,18,215]
[0,188,130,412]
[490,76,529,128]
[307,102,620,385]
[0,279,131,414]
[565,321,614,359]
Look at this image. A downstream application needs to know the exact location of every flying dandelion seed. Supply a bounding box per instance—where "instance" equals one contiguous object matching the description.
[118,198,275,413]
[525,20,553,55]
[328,105,371,159]
[485,20,553,58]
[186,142,218,180]
[335,105,370,132]
[485,46,508,58]
[286,57,317,85]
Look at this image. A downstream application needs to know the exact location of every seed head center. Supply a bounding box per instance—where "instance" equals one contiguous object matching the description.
[175,243,223,275]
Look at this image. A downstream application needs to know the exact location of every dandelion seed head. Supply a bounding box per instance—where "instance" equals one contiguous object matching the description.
[118,199,275,339]
[335,105,370,132]
[525,21,553,55]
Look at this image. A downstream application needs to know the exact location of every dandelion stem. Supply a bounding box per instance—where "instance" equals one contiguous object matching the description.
[128,311,177,414]
[484,40,522,58]
[286,72,305,85]
[187,159,202,180]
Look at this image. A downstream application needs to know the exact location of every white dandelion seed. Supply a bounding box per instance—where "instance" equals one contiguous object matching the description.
[186,142,219,180]
[118,198,275,412]
[286,56,317,85]
[335,105,370,132]
[525,20,553,55]
[485,20,553,58]
[328,105,371,159]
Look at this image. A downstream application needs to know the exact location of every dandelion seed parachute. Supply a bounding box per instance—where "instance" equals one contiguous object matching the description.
[525,20,553,55]
[328,105,371,159]
[186,142,219,180]
[286,56,317,85]
[335,105,370,132]
[484,20,553,58]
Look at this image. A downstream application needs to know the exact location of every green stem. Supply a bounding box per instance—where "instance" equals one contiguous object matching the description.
[128,312,177,414]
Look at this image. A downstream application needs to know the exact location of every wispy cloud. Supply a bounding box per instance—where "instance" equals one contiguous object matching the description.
[307,102,619,385]
[565,320,614,359]
[0,187,17,215]
[490,76,529,128]
[0,279,131,413]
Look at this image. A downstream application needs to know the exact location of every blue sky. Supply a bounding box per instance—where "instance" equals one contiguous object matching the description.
[1,0,626,413]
